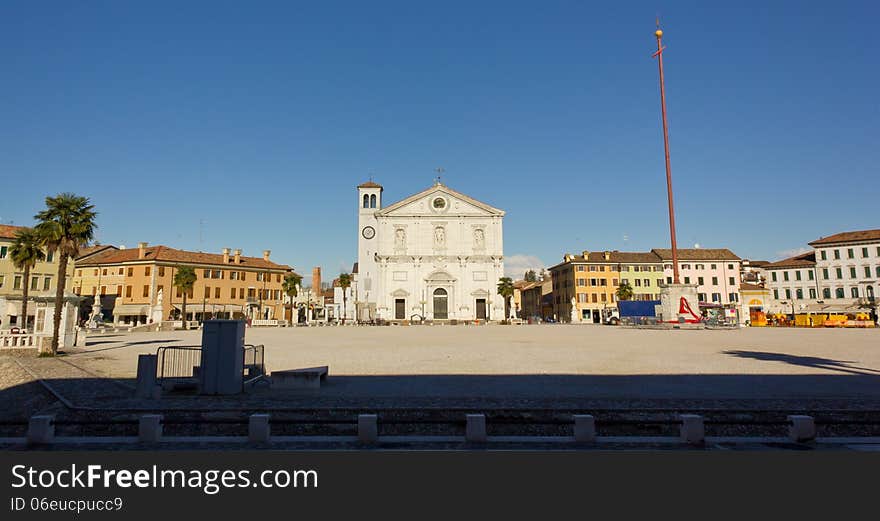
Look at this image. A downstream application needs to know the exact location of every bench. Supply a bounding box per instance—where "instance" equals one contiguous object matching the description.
[271,366,328,389]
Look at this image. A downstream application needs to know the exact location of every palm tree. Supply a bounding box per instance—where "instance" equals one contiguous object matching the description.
[338,273,352,325]
[34,193,97,354]
[616,280,634,301]
[9,228,46,332]
[282,273,302,326]
[173,266,197,330]
[497,277,515,321]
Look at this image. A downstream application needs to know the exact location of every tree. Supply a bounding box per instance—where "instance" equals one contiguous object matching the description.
[9,227,46,331]
[524,270,537,282]
[338,273,352,325]
[497,277,515,321]
[173,266,197,330]
[616,280,634,302]
[282,273,302,326]
[35,193,97,354]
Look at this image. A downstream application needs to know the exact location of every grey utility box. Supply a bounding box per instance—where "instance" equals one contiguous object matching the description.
[199,320,245,395]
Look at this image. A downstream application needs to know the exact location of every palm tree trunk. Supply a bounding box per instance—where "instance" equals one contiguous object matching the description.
[50,255,68,354]
[182,292,188,330]
[21,265,31,332]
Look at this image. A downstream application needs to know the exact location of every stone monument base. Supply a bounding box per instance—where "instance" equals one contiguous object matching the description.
[658,283,701,324]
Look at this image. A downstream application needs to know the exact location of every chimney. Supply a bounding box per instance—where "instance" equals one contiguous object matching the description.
[312,267,321,293]
[234,249,241,264]
[138,242,147,259]
[263,250,271,261]
[222,248,230,264]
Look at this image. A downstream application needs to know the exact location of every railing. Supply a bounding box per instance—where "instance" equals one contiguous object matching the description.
[0,333,43,348]
[156,346,202,385]
[250,319,281,327]
[243,344,266,385]
[155,344,266,390]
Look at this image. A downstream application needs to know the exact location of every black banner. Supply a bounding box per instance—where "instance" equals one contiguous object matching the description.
[2,451,876,518]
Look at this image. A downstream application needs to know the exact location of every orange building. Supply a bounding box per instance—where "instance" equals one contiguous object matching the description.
[72,242,295,325]
[549,250,626,323]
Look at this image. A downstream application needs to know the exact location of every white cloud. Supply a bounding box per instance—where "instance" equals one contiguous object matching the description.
[774,247,812,260]
[504,254,547,279]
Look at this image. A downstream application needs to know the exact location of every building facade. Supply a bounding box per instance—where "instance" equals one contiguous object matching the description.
[0,224,75,329]
[550,250,648,324]
[71,242,295,325]
[809,230,879,303]
[652,248,742,306]
[355,180,505,322]
[520,275,553,321]
[763,252,819,313]
[752,229,879,320]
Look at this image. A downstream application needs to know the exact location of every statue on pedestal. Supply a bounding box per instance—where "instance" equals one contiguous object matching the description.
[151,288,165,324]
[570,297,578,323]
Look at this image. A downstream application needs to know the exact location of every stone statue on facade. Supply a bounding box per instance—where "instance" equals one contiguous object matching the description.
[474,228,485,249]
[434,226,446,248]
[394,228,406,250]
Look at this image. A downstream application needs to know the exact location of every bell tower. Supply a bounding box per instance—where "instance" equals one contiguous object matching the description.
[357,180,382,316]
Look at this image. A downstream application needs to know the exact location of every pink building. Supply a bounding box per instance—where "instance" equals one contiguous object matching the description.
[652,248,743,306]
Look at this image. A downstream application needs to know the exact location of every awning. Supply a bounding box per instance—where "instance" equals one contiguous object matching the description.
[112,304,149,316]
[799,302,864,314]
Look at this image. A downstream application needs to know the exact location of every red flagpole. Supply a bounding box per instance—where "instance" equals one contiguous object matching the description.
[653,23,680,285]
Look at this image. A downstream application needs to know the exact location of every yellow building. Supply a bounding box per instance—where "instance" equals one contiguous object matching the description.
[0,224,76,329]
[549,250,626,323]
[72,242,295,325]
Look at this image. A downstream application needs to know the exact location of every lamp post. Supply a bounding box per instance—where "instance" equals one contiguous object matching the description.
[653,21,680,285]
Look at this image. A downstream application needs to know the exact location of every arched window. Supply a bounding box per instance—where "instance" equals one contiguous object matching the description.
[835,287,845,298]
[851,287,860,298]
[822,288,831,299]
[370,194,376,208]
[867,286,874,298]
[363,194,369,208]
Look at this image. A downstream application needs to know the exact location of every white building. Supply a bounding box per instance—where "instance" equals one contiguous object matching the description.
[761,229,880,320]
[763,252,819,314]
[809,229,880,303]
[355,180,505,322]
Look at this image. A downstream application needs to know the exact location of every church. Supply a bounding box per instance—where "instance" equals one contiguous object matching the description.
[355,180,505,322]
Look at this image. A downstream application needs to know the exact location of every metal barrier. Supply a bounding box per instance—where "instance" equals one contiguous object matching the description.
[156,346,202,389]
[243,344,266,385]
[156,344,266,391]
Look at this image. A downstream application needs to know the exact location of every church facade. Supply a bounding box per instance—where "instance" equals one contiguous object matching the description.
[355,180,505,322]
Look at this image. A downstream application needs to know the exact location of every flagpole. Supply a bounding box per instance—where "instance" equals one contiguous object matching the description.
[653,22,680,285]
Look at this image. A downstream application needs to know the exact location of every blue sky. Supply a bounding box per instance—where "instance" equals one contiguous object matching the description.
[2,1,878,279]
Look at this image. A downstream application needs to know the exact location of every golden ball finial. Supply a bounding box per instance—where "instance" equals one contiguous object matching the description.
[655,29,663,38]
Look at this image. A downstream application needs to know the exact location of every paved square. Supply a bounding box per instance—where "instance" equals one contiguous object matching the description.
[62,324,880,401]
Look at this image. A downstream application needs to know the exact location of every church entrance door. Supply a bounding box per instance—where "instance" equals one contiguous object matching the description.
[475,299,487,320]
[433,288,448,319]
[395,299,406,320]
